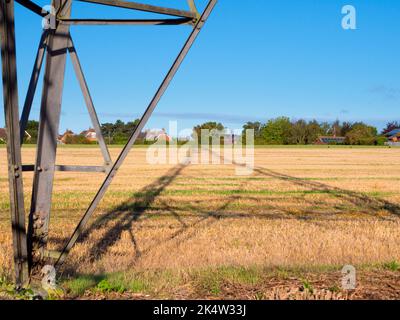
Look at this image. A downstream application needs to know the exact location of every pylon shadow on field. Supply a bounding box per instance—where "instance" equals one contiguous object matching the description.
[59,155,400,276]
[250,166,400,219]
[215,148,400,219]
[80,163,189,261]
[59,163,247,275]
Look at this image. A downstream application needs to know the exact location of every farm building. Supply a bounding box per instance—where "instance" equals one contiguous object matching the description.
[80,128,97,142]
[58,130,75,144]
[385,129,400,137]
[315,136,346,145]
[145,129,171,142]
[385,129,400,146]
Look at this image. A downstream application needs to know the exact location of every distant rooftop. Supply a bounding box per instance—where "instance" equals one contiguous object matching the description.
[316,136,346,145]
[386,129,400,137]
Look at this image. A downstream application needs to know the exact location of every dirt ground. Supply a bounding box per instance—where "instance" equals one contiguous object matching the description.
[75,270,399,300]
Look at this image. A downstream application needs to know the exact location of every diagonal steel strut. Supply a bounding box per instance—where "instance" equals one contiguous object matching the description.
[68,35,112,166]
[56,0,218,266]
[20,31,49,144]
[15,0,47,17]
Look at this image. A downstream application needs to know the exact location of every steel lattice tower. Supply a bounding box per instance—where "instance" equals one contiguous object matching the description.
[0,0,217,287]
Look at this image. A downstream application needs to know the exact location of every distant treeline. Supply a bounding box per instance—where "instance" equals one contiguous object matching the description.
[196,118,392,146]
[7,118,399,146]
[241,118,386,146]
[100,120,141,145]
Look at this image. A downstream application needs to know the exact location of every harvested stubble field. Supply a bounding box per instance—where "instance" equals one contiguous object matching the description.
[0,145,399,300]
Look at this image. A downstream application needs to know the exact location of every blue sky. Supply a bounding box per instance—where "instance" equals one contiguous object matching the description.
[1,0,400,134]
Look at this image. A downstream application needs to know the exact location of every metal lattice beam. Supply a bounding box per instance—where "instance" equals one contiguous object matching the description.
[59,18,193,25]
[27,0,72,271]
[77,0,197,19]
[15,0,47,17]
[68,35,112,166]
[20,31,48,144]
[0,0,29,287]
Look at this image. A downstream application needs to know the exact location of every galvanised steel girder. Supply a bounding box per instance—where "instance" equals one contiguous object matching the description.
[1,0,217,285]
[20,30,48,144]
[0,0,29,287]
[15,0,47,17]
[77,0,197,19]
[68,36,112,166]
[27,0,72,272]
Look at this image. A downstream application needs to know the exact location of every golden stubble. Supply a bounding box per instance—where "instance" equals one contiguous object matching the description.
[0,146,399,277]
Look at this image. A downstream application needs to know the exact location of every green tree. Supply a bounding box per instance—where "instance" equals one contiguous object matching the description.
[319,122,331,136]
[345,122,378,145]
[101,122,116,144]
[193,122,225,143]
[243,121,264,144]
[64,134,91,145]
[101,119,140,144]
[123,120,140,136]
[112,133,129,145]
[289,119,308,145]
[340,122,353,137]
[306,120,325,144]
[261,117,291,145]
[25,120,39,143]
[331,120,342,136]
